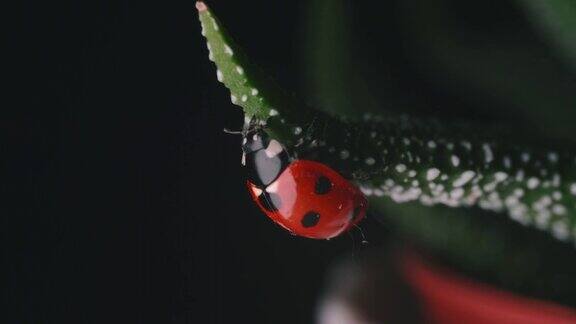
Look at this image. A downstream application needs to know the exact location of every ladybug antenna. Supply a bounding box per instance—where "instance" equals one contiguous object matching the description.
[223,128,244,135]
[353,224,369,245]
[224,114,268,136]
[223,121,267,136]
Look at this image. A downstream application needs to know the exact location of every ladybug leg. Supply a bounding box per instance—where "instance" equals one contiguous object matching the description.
[221,128,250,165]
[223,128,243,134]
[294,138,305,147]
[243,116,267,133]
[352,223,369,245]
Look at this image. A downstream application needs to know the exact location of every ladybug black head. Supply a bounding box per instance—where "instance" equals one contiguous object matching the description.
[242,129,268,154]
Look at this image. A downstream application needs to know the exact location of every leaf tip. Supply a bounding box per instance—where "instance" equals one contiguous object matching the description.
[195,1,208,12]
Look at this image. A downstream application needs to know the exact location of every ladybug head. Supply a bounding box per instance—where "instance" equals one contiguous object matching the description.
[241,129,268,154]
[242,129,291,187]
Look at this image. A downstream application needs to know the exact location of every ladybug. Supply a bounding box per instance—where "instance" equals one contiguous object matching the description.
[241,128,367,239]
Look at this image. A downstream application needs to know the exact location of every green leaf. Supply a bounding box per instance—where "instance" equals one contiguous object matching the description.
[299,0,408,119]
[396,0,576,141]
[197,1,576,248]
[197,1,329,149]
[517,0,576,72]
[197,1,274,119]
[300,0,362,117]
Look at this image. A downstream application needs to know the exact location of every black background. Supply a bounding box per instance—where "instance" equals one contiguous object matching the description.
[7,0,561,322]
[7,1,394,323]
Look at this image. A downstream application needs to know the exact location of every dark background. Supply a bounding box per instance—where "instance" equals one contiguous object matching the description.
[7,1,391,323]
[7,0,571,323]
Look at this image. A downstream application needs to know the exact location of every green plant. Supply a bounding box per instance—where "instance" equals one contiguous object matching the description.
[197,1,576,306]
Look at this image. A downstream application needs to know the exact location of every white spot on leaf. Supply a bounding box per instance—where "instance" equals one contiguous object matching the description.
[451,155,460,167]
[453,171,476,187]
[426,168,440,181]
[570,183,576,195]
[224,44,234,56]
[527,177,540,189]
[483,144,494,163]
[548,152,559,163]
[211,17,219,30]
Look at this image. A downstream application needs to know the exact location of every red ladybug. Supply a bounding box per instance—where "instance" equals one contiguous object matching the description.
[242,128,367,239]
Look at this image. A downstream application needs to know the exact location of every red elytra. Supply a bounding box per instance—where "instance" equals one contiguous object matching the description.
[247,160,367,239]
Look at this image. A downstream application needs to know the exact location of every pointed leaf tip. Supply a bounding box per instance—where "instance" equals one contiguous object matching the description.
[196,1,207,12]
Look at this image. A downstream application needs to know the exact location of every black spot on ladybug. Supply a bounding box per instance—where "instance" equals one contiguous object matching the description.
[301,211,320,227]
[259,192,281,212]
[314,176,332,195]
[351,206,362,221]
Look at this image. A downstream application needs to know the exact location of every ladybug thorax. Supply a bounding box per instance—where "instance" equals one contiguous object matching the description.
[242,130,291,188]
